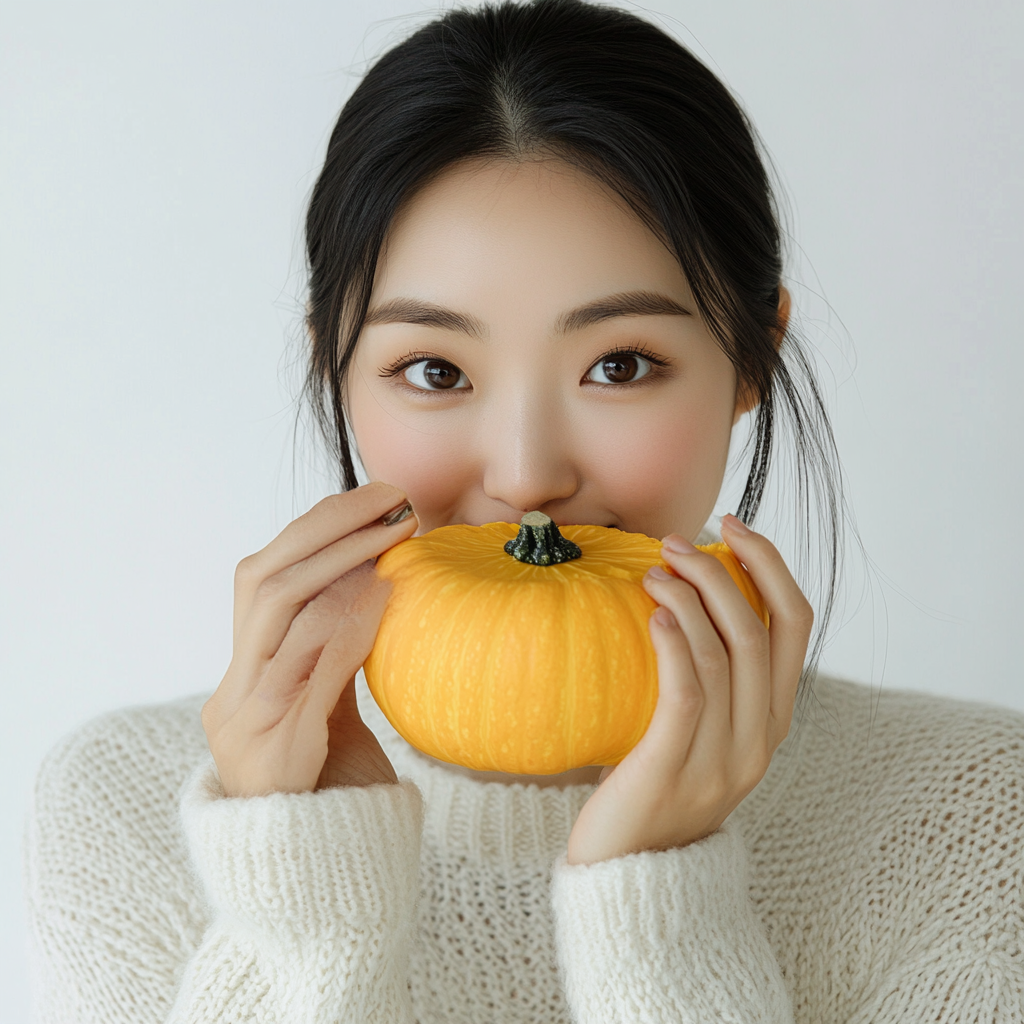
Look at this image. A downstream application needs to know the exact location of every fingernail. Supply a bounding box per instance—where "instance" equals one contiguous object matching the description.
[652,606,677,628]
[662,533,696,554]
[646,565,672,580]
[381,500,415,526]
[722,514,751,535]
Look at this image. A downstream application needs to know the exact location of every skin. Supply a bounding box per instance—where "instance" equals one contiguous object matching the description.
[346,156,796,788]
[348,157,745,548]
[203,154,812,866]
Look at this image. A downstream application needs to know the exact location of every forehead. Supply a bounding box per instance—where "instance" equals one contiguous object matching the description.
[373,156,692,305]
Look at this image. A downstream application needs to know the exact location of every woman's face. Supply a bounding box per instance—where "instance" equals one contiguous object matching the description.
[346,156,750,542]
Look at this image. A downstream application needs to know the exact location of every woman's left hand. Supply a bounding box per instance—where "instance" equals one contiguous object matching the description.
[565,514,814,866]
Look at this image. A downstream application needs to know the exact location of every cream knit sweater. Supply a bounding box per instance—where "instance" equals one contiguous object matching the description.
[25,668,1024,1022]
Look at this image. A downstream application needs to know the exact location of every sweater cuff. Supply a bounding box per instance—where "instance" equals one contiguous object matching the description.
[181,759,424,944]
[551,818,791,1022]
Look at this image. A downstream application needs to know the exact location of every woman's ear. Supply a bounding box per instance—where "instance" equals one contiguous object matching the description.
[775,284,791,345]
[732,284,790,424]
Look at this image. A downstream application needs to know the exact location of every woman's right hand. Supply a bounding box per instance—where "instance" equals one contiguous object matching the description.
[202,481,419,798]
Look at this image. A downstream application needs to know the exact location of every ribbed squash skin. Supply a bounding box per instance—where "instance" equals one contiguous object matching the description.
[363,522,769,775]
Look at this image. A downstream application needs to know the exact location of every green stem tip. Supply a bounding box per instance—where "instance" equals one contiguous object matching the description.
[504,511,583,566]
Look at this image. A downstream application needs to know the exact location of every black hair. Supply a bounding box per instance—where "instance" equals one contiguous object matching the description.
[303,0,847,710]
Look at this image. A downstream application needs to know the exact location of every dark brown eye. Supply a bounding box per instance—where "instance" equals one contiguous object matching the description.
[403,359,469,391]
[585,352,651,385]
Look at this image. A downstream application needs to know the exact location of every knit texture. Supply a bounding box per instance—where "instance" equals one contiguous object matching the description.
[25,671,1024,1023]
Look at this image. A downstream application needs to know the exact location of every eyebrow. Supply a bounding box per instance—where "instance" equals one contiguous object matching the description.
[362,289,692,338]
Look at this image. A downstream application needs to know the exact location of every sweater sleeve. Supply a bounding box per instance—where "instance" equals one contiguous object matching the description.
[550,817,793,1024]
[167,760,424,1023]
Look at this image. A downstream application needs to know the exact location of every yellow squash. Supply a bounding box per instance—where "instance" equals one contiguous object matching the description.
[363,512,769,775]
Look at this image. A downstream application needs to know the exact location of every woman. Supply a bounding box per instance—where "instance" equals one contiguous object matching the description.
[26,1,1024,1021]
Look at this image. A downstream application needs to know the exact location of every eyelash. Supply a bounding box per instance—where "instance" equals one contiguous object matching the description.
[377,345,672,392]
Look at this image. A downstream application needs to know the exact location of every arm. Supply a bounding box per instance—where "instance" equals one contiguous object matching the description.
[27,484,423,1022]
[168,761,424,1023]
[174,483,424,1019]
[552,819,792,1024]
[556,517,806,1021]
[24,710,425,1024]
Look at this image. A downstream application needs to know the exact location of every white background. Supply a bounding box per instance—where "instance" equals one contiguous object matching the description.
[2,1,1021,1019]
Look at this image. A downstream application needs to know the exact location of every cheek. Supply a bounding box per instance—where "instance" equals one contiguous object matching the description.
[346,378,476,517]
[582,393,733,533]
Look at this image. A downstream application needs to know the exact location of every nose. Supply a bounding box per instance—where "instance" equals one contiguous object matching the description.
[479,385,579,516]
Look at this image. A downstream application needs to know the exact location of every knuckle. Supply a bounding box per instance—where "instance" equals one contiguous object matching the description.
[791,597,815,634]
[661,580,700,614]
[253,570,295,608]
[734,625,769,658]
[307,490,360,523]
[770,717,795,749]
[234,554,261,587]
[748,529,778,554]
[666,683,704,717]
[318,491,355,510]
[739,756,769,794]
[802,599,816,628]
[200,697,220,734]
[690,641,726,676]
[340,481,403,513]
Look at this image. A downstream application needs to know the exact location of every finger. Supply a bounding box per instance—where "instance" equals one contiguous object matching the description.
[227,560,388,720]
[720,516,814,737]
[643,568,732,736]
[628,604,703,775]
[240,623,360,752]
[233,486,416,647]
[251,560,388,704]
[234,512,414,671]
[241,481,411,582]
[656,546,771,750]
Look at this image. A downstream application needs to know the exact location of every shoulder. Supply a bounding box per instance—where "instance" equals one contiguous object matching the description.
[32,692,212,821]
[27,694,213,1021]
[29,691,213,886]
[789,674,1024,839]
[761,675,1024,952]
[799,673,1024,792]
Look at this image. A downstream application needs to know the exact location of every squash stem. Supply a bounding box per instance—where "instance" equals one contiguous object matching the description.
[504,511,582,565]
